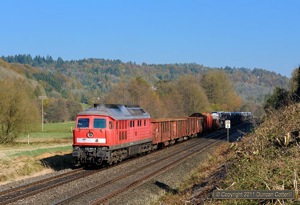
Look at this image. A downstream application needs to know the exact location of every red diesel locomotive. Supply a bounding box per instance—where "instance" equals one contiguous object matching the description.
[72,104,216,166]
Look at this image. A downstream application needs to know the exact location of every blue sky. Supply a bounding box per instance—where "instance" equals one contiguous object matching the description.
[1,0,299,77]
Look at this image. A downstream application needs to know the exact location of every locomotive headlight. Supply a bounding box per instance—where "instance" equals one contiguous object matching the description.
[87,131,94,138]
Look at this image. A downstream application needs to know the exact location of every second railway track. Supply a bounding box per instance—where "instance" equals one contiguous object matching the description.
[1,123,250,205]
[54,124,246,205]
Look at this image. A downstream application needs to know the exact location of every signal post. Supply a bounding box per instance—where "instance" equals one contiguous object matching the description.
[225,120,231,143]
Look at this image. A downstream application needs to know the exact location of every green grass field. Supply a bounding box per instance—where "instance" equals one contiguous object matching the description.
[18,121,75,140]
[1,121,75,153]
[33,121,75,133]
[0,121,76,183]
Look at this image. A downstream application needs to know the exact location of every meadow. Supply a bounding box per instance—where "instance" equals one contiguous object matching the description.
[0,122,75,184]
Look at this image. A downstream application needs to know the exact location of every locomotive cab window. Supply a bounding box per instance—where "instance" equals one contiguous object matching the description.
[94,118,106,128]
[77,118,90,128]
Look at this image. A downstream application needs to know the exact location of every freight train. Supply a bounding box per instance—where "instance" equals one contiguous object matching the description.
[72,104,251,166]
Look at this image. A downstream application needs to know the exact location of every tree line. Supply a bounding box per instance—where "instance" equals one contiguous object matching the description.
[1,54,63,67]
[1,55,289,106]
[100,70,242,118]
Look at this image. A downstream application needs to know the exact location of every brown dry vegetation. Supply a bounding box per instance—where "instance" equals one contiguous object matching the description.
[0,155,47,184]
[157,103,300,205]
[0,147,72,185]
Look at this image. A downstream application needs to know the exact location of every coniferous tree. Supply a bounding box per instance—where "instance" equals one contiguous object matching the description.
[264,87,290,112]
[293,66,300,101]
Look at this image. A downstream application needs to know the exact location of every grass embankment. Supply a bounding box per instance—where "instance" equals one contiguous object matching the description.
[158,103,300,205]
[0,122,74,184]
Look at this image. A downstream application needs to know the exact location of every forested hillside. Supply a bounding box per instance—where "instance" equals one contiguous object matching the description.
[2,54,289,102]
[0,59,82,125]
[1,54,290,120]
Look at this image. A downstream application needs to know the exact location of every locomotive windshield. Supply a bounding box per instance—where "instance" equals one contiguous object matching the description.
[94,118,106,128]
[77,118,106,128]
[77,118,90,128]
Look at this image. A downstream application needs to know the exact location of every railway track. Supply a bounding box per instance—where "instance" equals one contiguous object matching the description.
[0,168,99,205]
[0,123,250,205]
[0,141,197,204]
[54,124,247,205]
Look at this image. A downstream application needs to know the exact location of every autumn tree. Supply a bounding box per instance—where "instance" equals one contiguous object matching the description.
[103,79,131,105]
[127,77,151,105]
[155,76,211,117]
[155,80,182,117]
[125,77,163,118]
[45,98,67,123]
[201,70,242,111]
[176,75,211,115]
[103,77,164,118]
[142,90,164,118]
[0,79,39,143]
[66,100,83,121]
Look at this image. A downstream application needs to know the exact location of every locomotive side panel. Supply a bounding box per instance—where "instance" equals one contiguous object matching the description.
[72,104,152,166]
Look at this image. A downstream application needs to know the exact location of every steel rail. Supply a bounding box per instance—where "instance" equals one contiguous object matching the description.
[55,124,247,205]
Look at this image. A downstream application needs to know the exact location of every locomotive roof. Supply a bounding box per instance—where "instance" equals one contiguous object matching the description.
[77,104,151,120]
